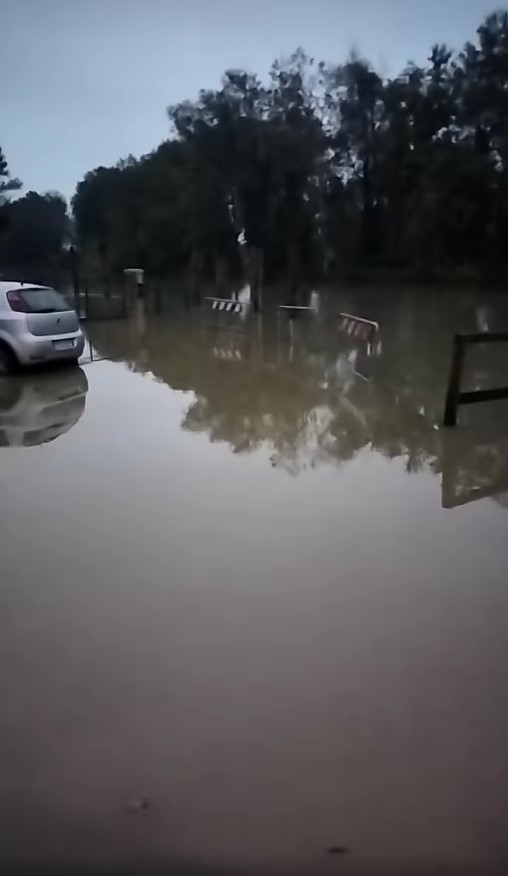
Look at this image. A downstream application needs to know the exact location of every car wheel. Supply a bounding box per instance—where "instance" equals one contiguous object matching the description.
[0,343,16,376]
[0,373,21,408]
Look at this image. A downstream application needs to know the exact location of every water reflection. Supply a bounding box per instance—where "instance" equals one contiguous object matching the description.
[0,366,88,448]
[87,292,508,506]
[3,293,508,874]
[88,305,442,475]
[441,411,508,509]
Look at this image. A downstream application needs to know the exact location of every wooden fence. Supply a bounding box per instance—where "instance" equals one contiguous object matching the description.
[443,332,508,427]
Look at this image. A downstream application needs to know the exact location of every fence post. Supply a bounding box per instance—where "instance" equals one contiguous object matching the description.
[84,277,90,321]
[443,334,465,427]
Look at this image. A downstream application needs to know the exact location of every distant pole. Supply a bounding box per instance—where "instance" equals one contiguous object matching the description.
[135,298,146,335]
[136,271,145,327]
[123,267,144,318]
[122,282,128,318]
[84,276,90,321]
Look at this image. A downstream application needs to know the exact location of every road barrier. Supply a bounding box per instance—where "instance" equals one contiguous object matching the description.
[443,332,508,427]
[337,312,379,345]
[337,313,380,379]
[278,304,317,318]
[205,297,246,314]
[212,347,242,361]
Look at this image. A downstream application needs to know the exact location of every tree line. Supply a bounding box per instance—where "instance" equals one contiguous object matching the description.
[0,147,69,285]
[89,291,508,499]
[72,10,508,302]
[4,10,508,298]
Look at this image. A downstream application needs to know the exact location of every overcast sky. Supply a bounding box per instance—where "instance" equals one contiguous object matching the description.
[1,0,499,201]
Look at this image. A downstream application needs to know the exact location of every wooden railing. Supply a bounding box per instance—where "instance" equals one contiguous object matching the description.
[443,332,508,426]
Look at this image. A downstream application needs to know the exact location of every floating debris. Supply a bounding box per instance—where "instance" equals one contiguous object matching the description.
[126,796,150,815]
[327,846,350,855]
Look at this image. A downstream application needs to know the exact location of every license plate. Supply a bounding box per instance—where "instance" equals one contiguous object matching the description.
[53,339,75,351]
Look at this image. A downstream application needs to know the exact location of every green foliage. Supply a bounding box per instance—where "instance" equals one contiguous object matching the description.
[0,147,22,204]
[72,10,508,288]
[0,191,68,281]
[0,146,22,237]
[0,149,68,284]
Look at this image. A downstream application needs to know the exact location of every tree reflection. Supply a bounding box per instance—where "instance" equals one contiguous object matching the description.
[88,296,508,509]
[441,412,508,509]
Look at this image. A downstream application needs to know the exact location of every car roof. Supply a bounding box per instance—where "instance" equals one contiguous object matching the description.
[0,281,51,295]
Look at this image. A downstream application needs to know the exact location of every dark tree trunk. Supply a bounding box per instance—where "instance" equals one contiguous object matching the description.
[360,157,375,257]
[287,239,300,306]
[248,245,263,313]
[188,248,202,306]
[214,254,227,298]
[98,239,110,298]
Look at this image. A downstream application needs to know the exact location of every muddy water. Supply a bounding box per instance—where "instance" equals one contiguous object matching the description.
[1,289,508,875]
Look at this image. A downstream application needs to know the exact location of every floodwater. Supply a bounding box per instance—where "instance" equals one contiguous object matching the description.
[1,289,508,876]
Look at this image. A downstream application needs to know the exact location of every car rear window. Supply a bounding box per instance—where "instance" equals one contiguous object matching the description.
[7,287,70,314]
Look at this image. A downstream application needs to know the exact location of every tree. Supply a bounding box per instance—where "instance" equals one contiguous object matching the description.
[0,147,22,203]
[0,147,22,238]
[325,56,385,258]
[0,191,68,280]
[71,9,508,289]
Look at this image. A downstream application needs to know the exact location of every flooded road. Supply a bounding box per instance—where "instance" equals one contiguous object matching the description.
[1,289,508,875]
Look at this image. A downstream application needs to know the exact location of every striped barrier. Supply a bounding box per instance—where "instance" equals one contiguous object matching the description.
[212,347,242,361]
[337,312,379,344]
[336,312,380,383]
[278,305,317,314]
[205,297,245,314]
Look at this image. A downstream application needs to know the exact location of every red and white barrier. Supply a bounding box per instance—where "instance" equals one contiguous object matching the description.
[337,312,379,345]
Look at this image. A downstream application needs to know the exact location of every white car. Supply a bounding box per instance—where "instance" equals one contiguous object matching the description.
[0,281,85,374]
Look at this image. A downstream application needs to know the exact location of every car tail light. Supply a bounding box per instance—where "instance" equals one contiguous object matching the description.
[7,291,29,313]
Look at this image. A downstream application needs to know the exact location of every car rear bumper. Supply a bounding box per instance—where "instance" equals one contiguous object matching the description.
[11,331,85,365]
